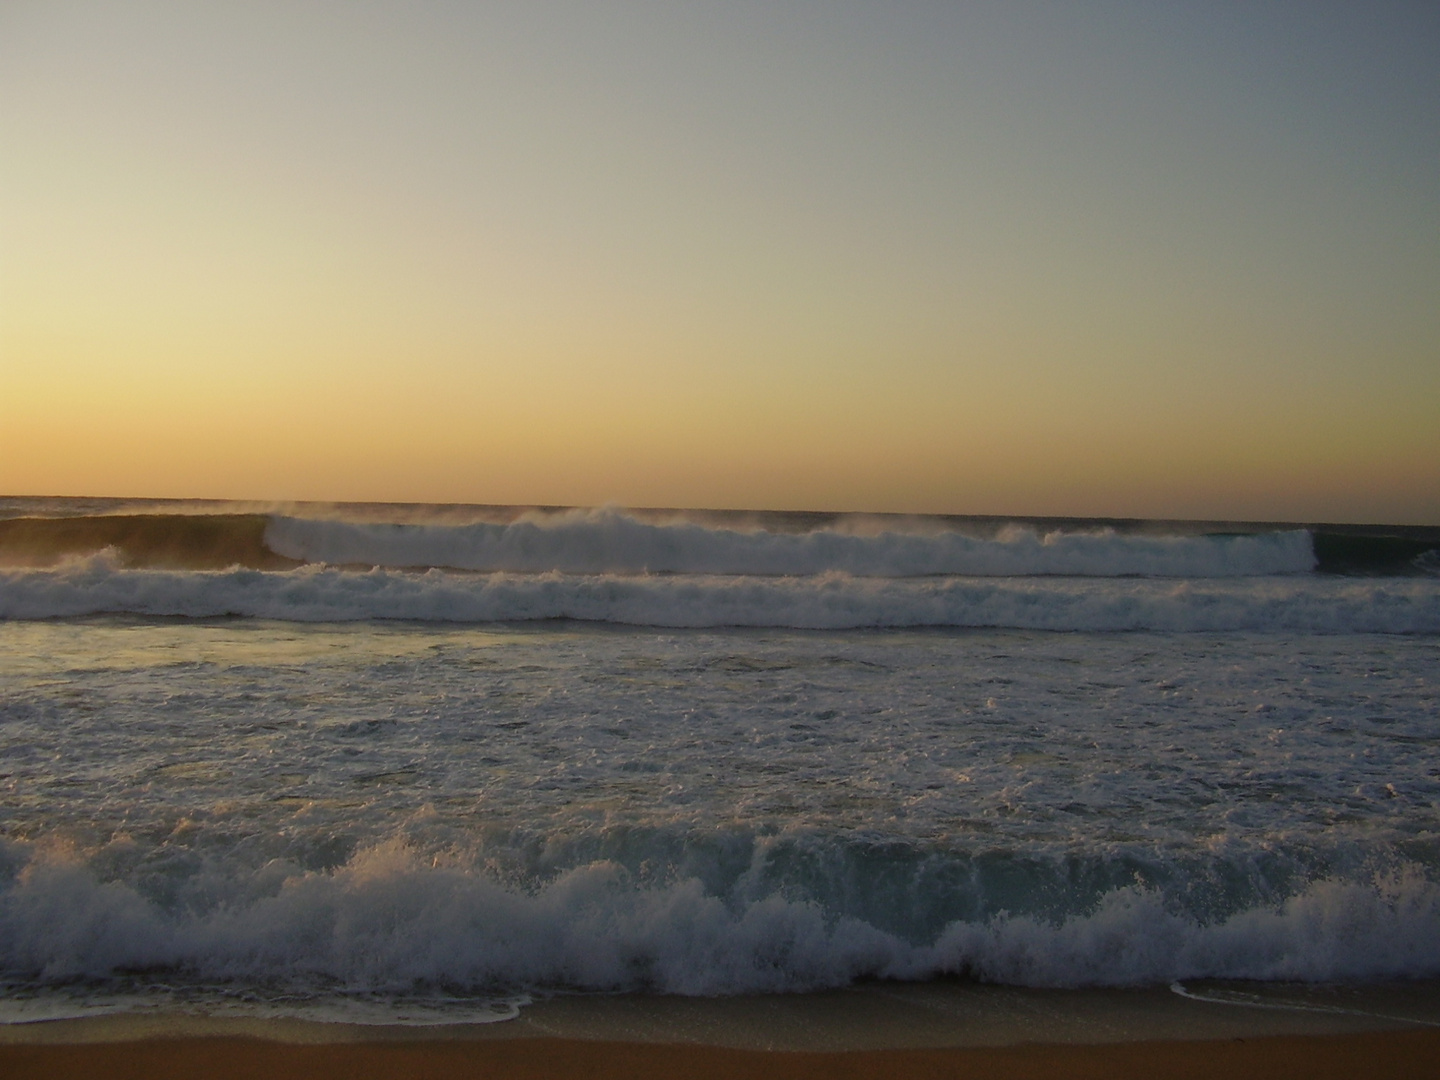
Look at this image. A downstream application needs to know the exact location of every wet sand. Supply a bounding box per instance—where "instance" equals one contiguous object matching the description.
[4,981,1438,1079]
[2,1029,1439,1080]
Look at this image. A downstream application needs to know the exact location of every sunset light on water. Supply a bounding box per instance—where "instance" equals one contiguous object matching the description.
[3,4,1439,1077]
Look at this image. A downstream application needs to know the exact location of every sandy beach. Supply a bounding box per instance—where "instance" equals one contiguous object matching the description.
[5,981,1439,1079]
[4,1029,1440,1080]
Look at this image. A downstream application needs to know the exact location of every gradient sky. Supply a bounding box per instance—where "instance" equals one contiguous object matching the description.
[3,1,1437,521]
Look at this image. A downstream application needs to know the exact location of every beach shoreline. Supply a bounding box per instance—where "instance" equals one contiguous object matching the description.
[4,980,1440,1077]
[9,979,1440,1048]
[2,1029,1438,1080]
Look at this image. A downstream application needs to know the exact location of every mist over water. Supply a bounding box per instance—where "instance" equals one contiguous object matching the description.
[1,500,1438,1019]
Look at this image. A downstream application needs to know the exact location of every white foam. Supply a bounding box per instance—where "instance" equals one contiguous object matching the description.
[2,559,1436,632]
[0,985,526,1027]
[3,844,1437,994]
[932,873,1440,986]
[264,511,1316,578]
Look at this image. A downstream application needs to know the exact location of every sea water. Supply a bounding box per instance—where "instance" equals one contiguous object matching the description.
[1,500,1437,1022]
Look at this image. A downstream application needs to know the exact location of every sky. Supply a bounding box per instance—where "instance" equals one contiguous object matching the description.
[2,1,1437,522]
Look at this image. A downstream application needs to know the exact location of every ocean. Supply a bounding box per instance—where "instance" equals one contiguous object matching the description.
[2,498,1438,1025]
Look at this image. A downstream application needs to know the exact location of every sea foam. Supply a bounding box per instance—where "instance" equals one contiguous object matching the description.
[3,841,1437,994]
[2,559,1437,632]
[264,511,1316,577]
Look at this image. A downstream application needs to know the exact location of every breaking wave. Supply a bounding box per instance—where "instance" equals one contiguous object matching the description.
[263,511,1317,578]
[0,509,1321,577]
[3,839,1438,995]
[2,558,1438,631]
[2,559,1439,631]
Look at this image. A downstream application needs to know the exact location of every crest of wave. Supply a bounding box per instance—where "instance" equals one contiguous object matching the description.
[3,560,1439,631]
[263,509,1315,577]
[4,841,1438,993]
